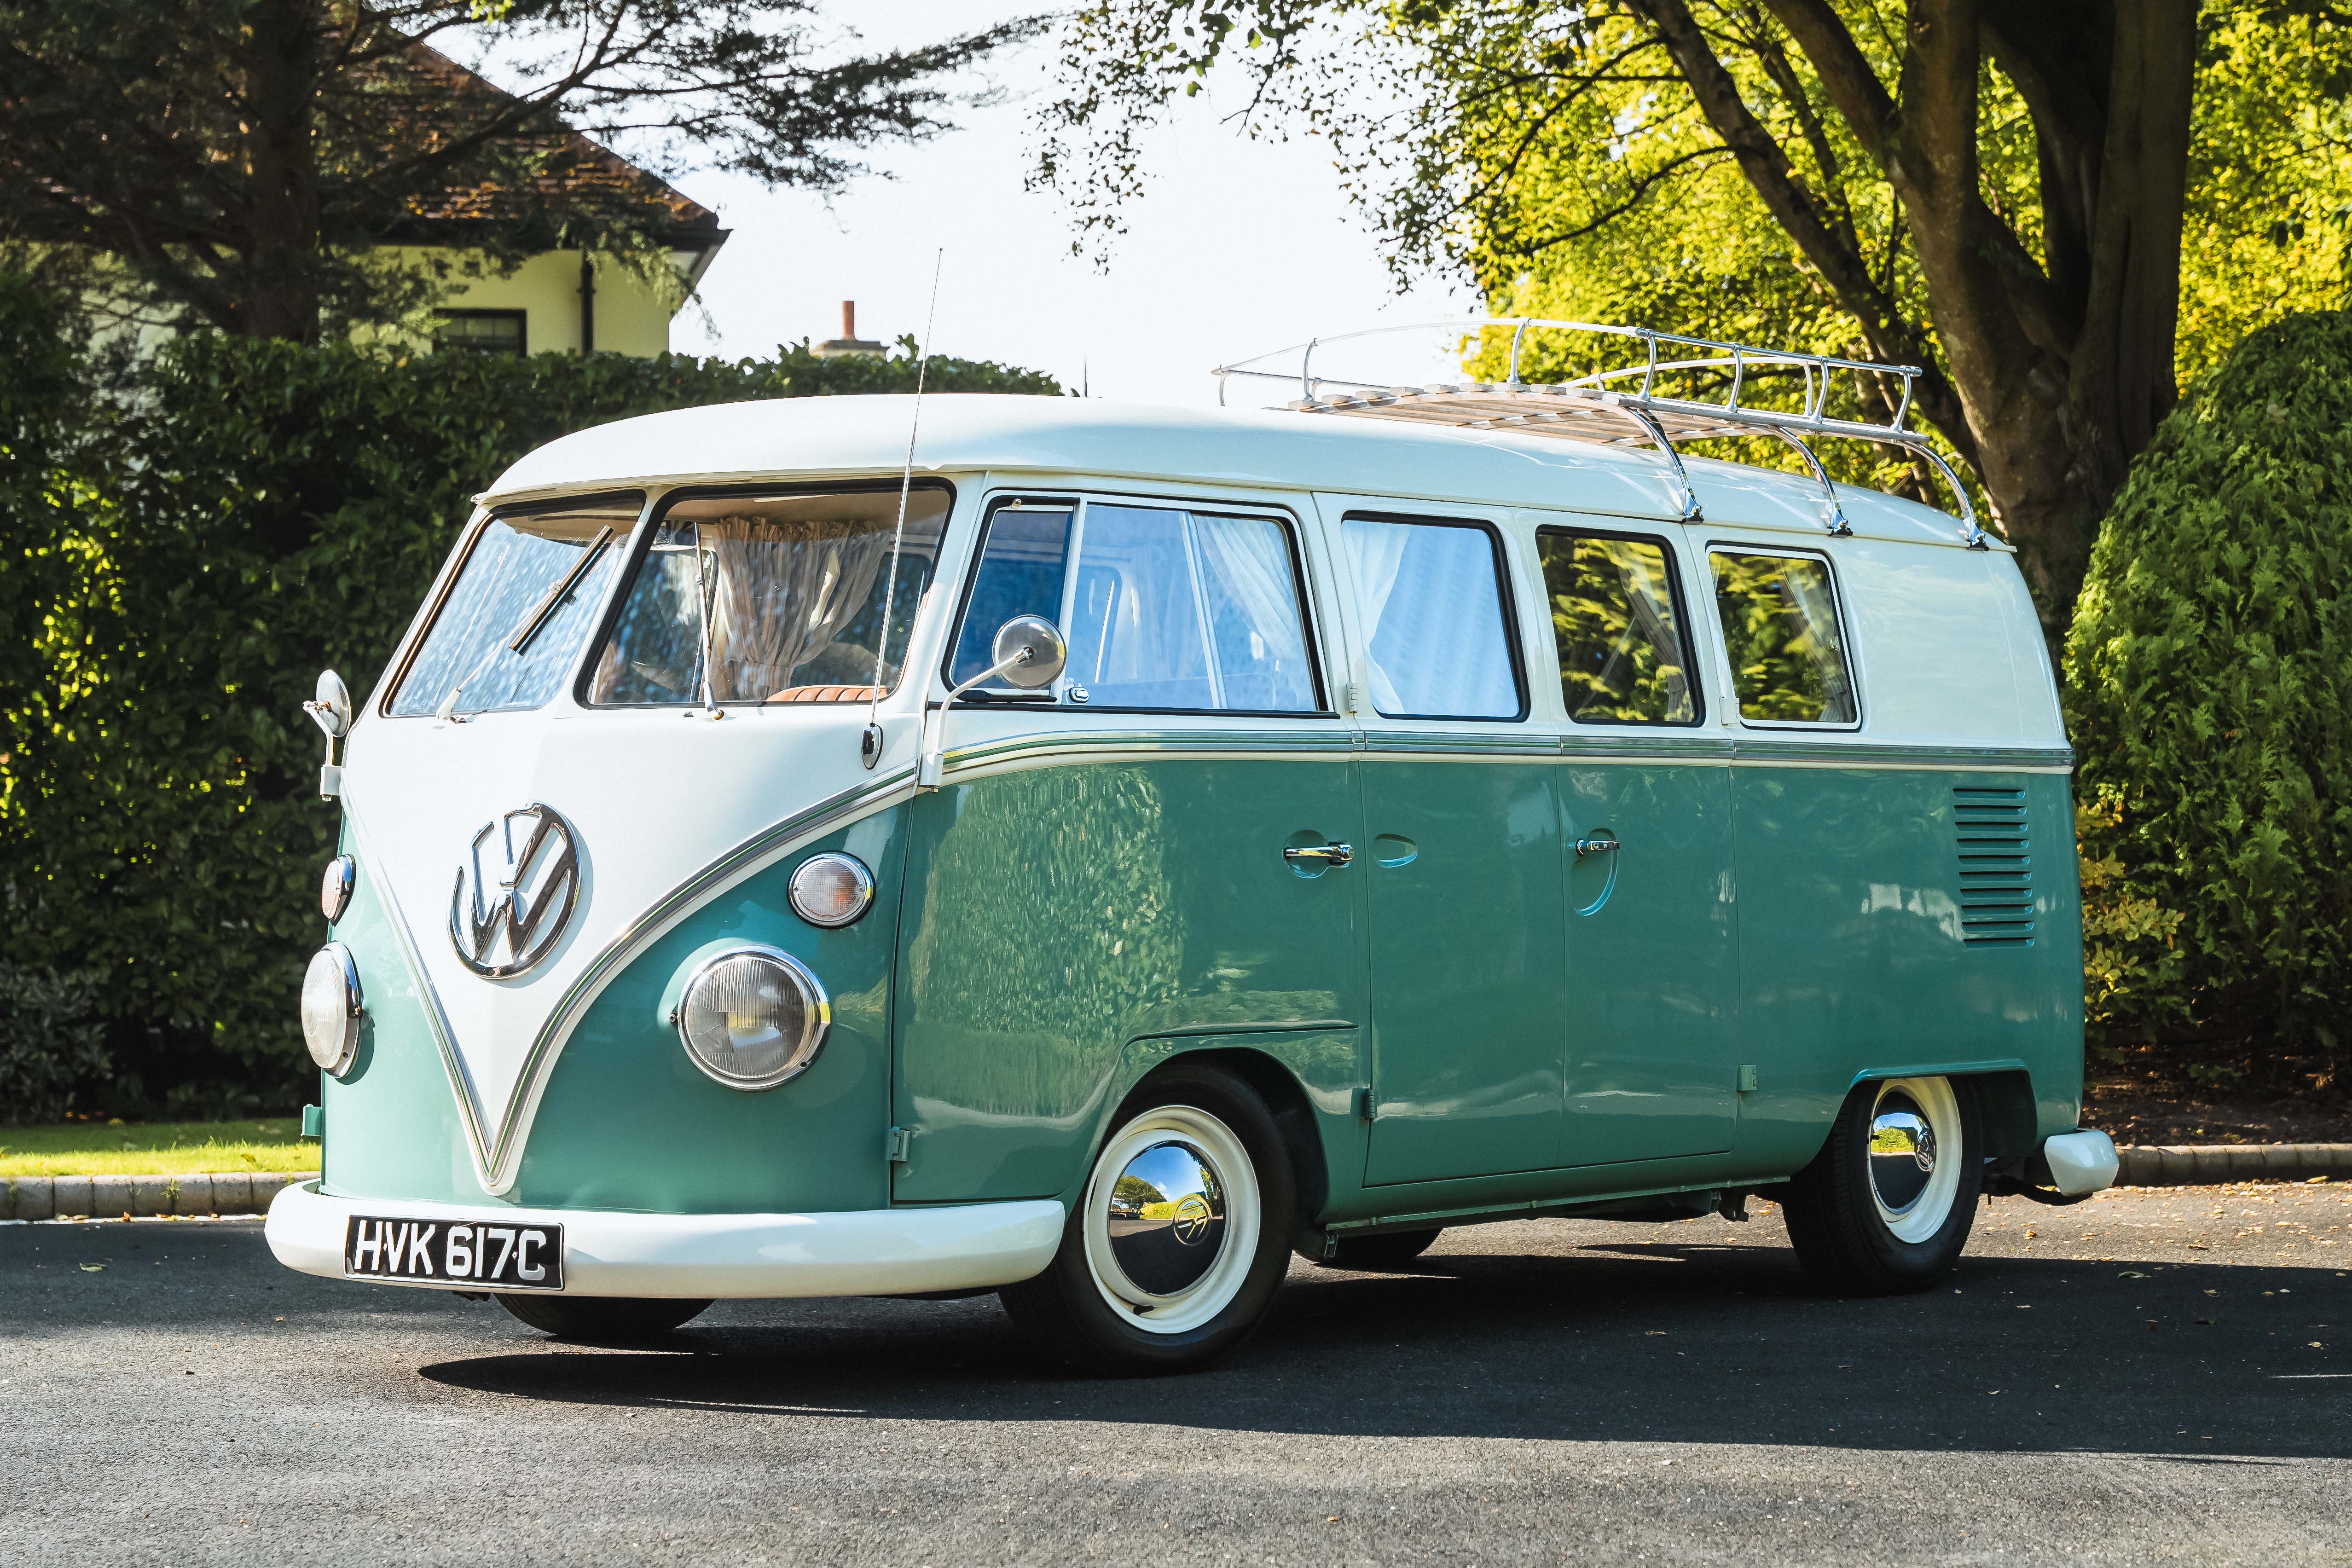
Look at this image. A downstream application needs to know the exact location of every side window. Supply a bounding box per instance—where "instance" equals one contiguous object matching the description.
[950,499,1321,714]
[1341,516,1524,721]
[1536,530,1699,726]
[948,503,1074,689]
[1709,550,1857,725]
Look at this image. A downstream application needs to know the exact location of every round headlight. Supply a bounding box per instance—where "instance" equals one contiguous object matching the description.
[674,947,829,1090]
[321,854,355,924]
[788,852,874,928]
[301,943,362,1076]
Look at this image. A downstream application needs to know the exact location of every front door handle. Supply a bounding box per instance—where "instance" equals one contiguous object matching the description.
[1284,843,1354,868]
[1574,834,1621,859]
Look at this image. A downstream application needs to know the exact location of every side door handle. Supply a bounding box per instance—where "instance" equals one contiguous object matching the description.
[1574,834,1620,859]
[1283,843,1354,868]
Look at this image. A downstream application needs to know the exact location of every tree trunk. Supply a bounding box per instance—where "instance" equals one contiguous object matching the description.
[1734,0,2197,637]
[234,0,324,341]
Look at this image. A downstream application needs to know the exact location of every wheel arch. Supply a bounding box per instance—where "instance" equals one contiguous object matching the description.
[1104,1037,1348,1250]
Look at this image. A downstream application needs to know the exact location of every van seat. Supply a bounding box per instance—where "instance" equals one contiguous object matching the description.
[764,684,881,704]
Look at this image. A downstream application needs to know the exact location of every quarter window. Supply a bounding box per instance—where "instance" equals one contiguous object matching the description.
[950,500,1320,713]
[586,486,950,706]
[1537,531,1699,725]
[1341,516,1524,721]
[1709,550,1857,725]
[388,494,641,718]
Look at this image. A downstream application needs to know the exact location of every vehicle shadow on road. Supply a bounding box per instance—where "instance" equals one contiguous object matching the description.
[417,1234,2349,1459]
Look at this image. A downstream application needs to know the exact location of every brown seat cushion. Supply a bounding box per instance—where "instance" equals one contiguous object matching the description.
[764,684,882,704]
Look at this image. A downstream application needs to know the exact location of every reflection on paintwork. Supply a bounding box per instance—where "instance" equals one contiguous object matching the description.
[1729,765,2083,1171]
[1558,760,1738,1165]
[1363,761,1566,1185]
[894,757,1363,1203]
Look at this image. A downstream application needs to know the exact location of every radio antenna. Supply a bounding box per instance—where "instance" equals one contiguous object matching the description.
[863,248,944,771]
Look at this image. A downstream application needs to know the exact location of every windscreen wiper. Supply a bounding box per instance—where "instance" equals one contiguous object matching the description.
[435,527,617,722]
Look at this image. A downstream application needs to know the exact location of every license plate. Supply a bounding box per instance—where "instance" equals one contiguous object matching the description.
[344,1215,564,1292]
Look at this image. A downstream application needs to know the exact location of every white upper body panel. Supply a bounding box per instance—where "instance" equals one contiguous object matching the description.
[476,393,2062,751]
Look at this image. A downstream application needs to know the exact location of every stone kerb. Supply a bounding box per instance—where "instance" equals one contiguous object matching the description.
[2,1171,313,1221]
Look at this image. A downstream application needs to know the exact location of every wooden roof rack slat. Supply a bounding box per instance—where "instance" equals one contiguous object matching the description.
[1213,318,1984,549]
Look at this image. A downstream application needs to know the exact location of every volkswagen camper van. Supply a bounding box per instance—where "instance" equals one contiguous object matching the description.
[266,323,2118,1373]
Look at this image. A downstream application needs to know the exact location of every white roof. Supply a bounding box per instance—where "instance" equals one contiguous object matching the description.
[482,393,1995,550]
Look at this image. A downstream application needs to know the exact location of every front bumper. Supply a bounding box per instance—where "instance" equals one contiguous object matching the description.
[265,1181,1065,1299]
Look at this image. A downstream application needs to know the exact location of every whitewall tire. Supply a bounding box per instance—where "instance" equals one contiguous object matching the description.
[1001,1062,1295,1375]
[1781,1074,1982,1295]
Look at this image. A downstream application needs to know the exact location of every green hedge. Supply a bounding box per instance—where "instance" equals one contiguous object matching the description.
[0,280,1058,1111]
[2064,309,2352,1065]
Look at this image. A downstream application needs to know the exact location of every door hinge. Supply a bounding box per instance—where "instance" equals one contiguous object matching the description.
[886,1125,913,1163]
[1737,1064,1759,1093]
[1353,1086,1374,1122]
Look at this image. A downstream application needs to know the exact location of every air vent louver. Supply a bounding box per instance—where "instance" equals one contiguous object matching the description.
[1953,786,2033,946]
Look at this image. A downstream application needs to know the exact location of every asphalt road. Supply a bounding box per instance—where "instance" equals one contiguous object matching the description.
[4,1185,2346,1566]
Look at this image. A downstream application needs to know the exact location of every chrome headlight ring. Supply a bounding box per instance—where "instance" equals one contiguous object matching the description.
[301,942,363,1077]
[672,945,830,1092]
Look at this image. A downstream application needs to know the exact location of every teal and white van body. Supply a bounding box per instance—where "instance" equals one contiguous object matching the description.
[268,341,2117,1368]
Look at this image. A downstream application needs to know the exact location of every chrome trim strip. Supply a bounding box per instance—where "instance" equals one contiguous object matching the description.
[948,728,1356,766]
[481,767,918,1191]
[938,729,2072,773]
[1729,741,2074,769]
[344,808,499,1186]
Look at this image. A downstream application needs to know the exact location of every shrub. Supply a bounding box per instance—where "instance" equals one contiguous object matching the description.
[2063,309,2352,1070]
[0,312,1059,1105]
[0,964,110,1124]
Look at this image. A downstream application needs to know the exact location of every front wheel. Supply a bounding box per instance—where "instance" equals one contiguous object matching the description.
[1780,1075,1981,1296]
[497,1294,710,1342]
[1000,1064,1295,1375]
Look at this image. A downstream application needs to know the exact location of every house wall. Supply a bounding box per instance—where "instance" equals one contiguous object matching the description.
[396,248,688,357]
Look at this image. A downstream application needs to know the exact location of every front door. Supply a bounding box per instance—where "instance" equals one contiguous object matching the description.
[1536,525,1738,1164]
[1336,509,1569,1186]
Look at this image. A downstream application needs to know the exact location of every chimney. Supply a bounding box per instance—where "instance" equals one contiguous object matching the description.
[815,299,885,359]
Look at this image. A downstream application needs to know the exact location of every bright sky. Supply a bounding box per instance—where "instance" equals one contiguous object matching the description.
[668,2,1473,405]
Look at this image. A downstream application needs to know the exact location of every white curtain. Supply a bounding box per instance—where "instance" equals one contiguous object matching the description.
[700,516,893,700]
[1192,513,1313,707]
[1341,520,1413,712]
[1344,519,1517,718]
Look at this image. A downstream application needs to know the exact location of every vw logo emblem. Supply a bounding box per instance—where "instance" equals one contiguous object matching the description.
[1170,1193,1216,1246]
[449,804,580,978]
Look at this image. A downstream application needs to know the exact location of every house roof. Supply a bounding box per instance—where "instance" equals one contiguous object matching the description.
[391,40,726,251]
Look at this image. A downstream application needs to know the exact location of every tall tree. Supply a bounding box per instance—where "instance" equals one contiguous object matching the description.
[1037,2,2341,629]
[0,1,1037,341]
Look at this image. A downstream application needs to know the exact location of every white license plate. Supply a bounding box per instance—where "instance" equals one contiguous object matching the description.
[344,1215,564,1292]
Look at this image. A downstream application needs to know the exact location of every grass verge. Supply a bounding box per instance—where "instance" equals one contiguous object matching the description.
[0,1119,318,1178]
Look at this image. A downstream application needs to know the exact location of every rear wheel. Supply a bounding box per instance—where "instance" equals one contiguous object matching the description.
[496,1294,710,1342]
[1000,1064,1295,1376]
[1781,1075,1980,1295]
[1320,1228,1443,1271]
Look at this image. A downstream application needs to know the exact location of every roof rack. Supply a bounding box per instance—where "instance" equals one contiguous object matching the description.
[1213,318,1985,549]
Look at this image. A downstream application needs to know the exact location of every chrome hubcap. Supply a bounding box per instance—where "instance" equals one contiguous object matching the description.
[1868,1094,1937,1214]
[1103,1139,1228,1296]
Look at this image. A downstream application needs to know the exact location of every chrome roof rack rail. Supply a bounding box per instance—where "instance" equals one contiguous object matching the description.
[1213,318,1985,549]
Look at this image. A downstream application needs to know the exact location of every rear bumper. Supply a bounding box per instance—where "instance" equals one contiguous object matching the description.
[2039,1128,2120,1196]
[264,1181,1065,1300]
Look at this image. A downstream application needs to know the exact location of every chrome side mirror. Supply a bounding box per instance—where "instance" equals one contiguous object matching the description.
[989,615,1067,691]
[304,669,353,800]
[305,670,353,739]
[917,617,1068,790]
